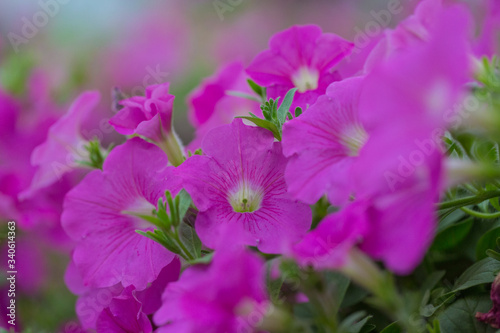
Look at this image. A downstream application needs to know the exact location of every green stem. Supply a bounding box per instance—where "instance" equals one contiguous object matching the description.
[438,189,500,210]
[342,249,422,333]
[159,131,185,167]
[460,206,500,219]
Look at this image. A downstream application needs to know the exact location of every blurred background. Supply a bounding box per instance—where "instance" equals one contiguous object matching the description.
[0,0,495,331]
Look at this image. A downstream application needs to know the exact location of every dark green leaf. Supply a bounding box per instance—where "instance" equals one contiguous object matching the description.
[339,312,373,333]
[477,227,500,260]
[295,106,303,117]
[453,258,500,292]
[432,218,474,251]
[438,295,495,333]
[379,322,403,333]
[324,272,350,310]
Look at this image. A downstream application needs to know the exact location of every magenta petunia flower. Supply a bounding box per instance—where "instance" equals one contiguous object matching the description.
[62,137,177,290]
[352,127,443,274]
[290,129,443,275]
[66,259,180,330]
[187,61,261,150]
[96,287,153,333]
[474,0,500,57]
[360,4,472,131]
[291,200,369,270]
[109,83,174,144]
[246,24,354,110]
[282,76,366,205]
[476,272,500,329]
[176,119,311,253]
[21,91,101,197]
[154,247,268,333]
[364,0,443,72]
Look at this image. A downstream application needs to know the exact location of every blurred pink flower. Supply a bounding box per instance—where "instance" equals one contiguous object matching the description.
[96,287,153,333]
[21,91,101,198]
[291,200,369,270]
[62,138,177,289]
[187,61,261,150]
[176,119,311,253]
[474,0,500,57]
[154,247,268,333]
[102,8,189,89]
[282,77,366,205]
[110,83,174,144]
[247,24,353,110]
[476,272,500,328]
[66,259,180,331]
[364,0,443,72]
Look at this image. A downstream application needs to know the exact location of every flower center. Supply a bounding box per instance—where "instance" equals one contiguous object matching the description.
[340,125,368,157]
[121,197,156,229]
[228,182,263,213]
[292,67,319,93]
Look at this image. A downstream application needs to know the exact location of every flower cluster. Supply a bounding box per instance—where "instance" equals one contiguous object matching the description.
[3,0,500,332]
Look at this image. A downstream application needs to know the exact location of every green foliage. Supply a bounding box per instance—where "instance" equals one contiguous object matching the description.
[237,87,298,140]
[136,190,204,261]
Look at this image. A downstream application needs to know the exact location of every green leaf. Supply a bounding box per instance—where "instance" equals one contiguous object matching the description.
[339,312,373,333]
[247,79,266,101]
[453,257,500,292]
[421,271,446,294]
[477,227,500,260]
[136,230,182,255]
[277,88,298,124]
[178,223,202,259]
[438,295,496,333]
[176,189,192,223]
[379,322,403,333]
[324,272,350,311]
[432,218,474,251]
[341,283,370,308]
[295,106,303,117]
[236,116,282,140]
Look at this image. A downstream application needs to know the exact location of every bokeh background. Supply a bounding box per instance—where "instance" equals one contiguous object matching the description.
[0,0,495,331]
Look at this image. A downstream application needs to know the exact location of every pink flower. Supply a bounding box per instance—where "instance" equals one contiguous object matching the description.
[282,76,366,205]
[290,131,443,275]
[176,119,311,253]
[21,91,101,197]
[67,259,180,331]
[351,128,443,274]
[360,4,472,132]
[187,61,261,150]
[178,120,311,253]
[246,24,354,110]
[291,201,369,270]
[96,287,153,333]
[62,138,177,289]
[364,0,443,72]
[474,0,500,57]
[154,247,268,333]
[476,272,500,329]
[109,83,174,144]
